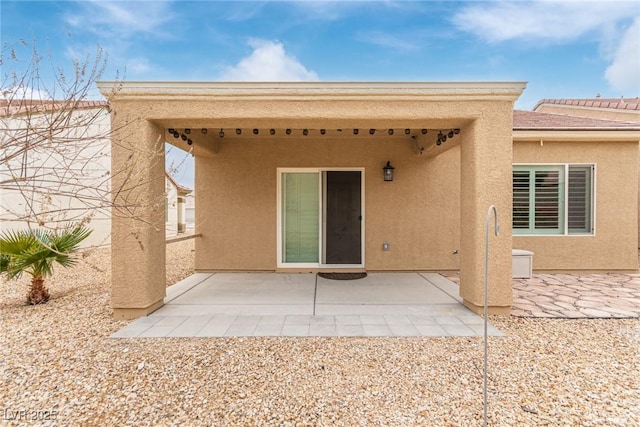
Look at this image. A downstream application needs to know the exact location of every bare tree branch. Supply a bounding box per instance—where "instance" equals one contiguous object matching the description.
[1,39,167,249]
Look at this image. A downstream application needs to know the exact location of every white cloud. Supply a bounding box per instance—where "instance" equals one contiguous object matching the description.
[127,57,153,75]
[63,1,174,82]
[66,0,174,38]
[605,17,640,92]
[453,0,639,93]
[452,0,637,43]
[219,40,319,81]
[1,86,52,101]
[289,1,363,21]
[355,30,420,51]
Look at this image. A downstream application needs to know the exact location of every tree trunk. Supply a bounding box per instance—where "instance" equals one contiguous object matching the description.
[28,275,50,305]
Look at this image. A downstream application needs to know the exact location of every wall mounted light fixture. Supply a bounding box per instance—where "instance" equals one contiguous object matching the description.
[383,161,395,182]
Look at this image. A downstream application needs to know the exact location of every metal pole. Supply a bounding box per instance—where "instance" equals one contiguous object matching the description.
[484,205,499,427]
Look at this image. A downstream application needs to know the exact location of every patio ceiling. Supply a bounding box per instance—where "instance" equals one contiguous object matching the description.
[164,126,464,158]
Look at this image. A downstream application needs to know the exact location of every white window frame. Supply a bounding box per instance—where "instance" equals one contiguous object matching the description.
[277,167,365,269]
[513,163,596,236]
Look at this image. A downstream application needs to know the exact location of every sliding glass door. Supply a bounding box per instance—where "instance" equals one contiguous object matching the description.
[278,169,364,268]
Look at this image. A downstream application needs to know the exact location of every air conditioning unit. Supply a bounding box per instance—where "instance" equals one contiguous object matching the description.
[512,249,534,279]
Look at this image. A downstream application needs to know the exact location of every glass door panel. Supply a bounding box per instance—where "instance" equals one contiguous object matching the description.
[282,173,319,263]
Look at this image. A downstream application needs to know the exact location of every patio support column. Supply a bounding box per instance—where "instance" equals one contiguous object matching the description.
[459,106,513,315]
[110,111,166,319]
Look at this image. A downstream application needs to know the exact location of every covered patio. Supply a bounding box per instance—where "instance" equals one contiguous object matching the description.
[111,272,504,338]
[98,81,526,320]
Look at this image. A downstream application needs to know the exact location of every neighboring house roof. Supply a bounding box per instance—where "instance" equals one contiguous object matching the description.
[0,99,108,117]
[533,97,640,111]
[165,172,193,195]
[513,110,640,131]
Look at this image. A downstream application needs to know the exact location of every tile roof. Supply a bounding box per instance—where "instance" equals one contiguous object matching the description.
[165,172,193,194]
[534,97,640,111]
[513,110,640,130]
[0,99,108,117]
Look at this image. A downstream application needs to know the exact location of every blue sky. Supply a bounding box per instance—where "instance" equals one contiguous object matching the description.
[2,0,639,187]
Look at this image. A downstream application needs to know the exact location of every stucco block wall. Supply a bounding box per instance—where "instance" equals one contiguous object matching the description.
[194,137,462,271]
[0,107,112,247]
[513,140,638,271]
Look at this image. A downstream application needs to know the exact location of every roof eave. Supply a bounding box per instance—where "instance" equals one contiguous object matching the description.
[97,81,527,102]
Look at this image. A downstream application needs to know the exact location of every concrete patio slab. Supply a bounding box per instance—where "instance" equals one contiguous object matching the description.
[152,304,312,316]
[112,273,504,338]
[316,273,454,304]
[169,273,316,305]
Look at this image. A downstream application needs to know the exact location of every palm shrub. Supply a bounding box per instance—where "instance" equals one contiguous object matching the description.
[0,226,92,305]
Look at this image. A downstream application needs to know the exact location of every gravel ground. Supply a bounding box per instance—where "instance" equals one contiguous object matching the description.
[1,239,639,426]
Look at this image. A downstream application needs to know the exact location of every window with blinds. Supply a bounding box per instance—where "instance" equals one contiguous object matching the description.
[512,170,531,230]
[567,166,592,233]
[534,169,561,230]
[512,165,594,235]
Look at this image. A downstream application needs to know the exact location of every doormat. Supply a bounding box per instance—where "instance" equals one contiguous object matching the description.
[318,272,368,280]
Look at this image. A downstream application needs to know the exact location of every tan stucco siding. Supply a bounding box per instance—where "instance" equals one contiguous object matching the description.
[513,140,638,271]
[98,81,525,317]
[459,107,514,310]
[533,104,640,248]
[194,137,462,271]
[110,107,167,313]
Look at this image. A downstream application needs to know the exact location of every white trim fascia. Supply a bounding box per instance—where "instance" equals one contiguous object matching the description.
[97,81,527,101]
[513,130,640,141]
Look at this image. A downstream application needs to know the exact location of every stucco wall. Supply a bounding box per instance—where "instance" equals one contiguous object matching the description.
[195,135,462,271]
[533,103,640,248]
[99,81,525,317]
[0,107,112,247]
[165,179,179,235]
[513,140,638,271]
